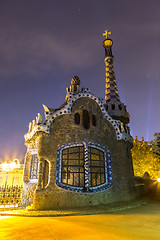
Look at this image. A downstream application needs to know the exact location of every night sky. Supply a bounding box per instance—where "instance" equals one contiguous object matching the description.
[0,0,160,162]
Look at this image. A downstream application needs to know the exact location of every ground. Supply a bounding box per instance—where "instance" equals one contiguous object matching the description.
[0,201,160,240]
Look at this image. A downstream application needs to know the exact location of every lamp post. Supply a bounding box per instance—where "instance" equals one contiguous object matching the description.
[2,161,17,188]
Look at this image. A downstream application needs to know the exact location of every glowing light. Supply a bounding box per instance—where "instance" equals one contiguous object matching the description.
[2,162,8,171]
[2,159,19,188]
[2,162,14,171]
[157,178,160,182]
[2,159,20,172]
[0,204,18,209]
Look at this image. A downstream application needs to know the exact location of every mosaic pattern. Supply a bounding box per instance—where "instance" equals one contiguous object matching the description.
[83,142,89,190]
[105,57,120,103]
[56,141,113,193]
[24,90,132,142]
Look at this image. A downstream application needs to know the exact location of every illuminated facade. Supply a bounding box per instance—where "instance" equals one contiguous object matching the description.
[0,163,23,187]
[23,31,136,210]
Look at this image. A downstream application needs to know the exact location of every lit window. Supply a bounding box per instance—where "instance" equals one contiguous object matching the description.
[61,146,84,187]
[88,147,105,186]
[56,142,112,192]
[30,154,39,179]
[12,177,19,186]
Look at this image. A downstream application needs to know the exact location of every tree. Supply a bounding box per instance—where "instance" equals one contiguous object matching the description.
[151,133,160,157]
[131,137,160,179]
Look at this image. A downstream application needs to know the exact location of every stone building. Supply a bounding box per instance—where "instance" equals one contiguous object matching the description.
[23,31,136,210]
[0,160,23,187]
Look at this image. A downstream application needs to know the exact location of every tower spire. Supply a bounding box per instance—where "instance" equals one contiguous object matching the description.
[103,30,130,124]
[103,30,120,103]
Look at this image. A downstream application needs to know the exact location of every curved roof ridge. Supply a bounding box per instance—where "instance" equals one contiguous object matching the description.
[24,91,131,142]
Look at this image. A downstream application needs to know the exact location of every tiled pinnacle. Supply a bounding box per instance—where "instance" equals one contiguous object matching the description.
[105,57,120,103]
[103,30,130,124]
[102,30,120,103]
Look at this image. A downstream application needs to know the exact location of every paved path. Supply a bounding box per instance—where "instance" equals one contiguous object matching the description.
[0,201,160,240]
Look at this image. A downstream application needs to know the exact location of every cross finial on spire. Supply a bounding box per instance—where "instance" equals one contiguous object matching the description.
[103,29,111,39]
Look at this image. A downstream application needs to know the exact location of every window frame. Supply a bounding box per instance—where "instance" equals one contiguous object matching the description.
[29,149,39,182]
[61,145,85,187]
[56,141,112,193]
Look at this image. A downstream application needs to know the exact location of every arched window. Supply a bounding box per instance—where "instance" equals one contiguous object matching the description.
[61,146,84,187]
[88,147,105,187]
[74,112,80,124]
[82,110,90,129]
[111,104,115,110]
[92,115,96,126]
[56,142,112,192]
[118,104,122,110]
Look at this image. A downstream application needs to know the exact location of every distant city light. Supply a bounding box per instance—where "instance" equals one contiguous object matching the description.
[2,159,20,172]
[2,159,20,188]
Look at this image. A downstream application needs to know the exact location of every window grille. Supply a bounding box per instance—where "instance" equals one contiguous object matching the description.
[30,154,39,179]
[88,147,105,187]
[61,146,84,187]
[56,142,112,192]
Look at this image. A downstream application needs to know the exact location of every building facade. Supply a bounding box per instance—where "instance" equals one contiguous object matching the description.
[0,160,23,187]
[23,31,136,210]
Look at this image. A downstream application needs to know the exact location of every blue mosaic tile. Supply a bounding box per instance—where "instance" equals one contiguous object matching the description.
[26,91,132,143]
[56,141,112,193]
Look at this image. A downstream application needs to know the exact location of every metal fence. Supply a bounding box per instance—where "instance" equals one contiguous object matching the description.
[0,185,23,208]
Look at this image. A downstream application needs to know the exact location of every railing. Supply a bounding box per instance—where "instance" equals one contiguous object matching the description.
[0,185,23,208]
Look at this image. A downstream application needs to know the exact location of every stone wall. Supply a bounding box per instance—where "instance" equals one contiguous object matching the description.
[24,97,136,210]
[22,182,37,207]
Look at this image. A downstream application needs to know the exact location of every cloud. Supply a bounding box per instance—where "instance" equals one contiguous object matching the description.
[0,30,99,78]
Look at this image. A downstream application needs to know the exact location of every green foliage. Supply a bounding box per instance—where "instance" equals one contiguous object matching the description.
[131,137,160,179]
[151,133,160,156]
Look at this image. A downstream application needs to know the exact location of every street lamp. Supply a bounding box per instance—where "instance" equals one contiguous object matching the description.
[2,160,17,188]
